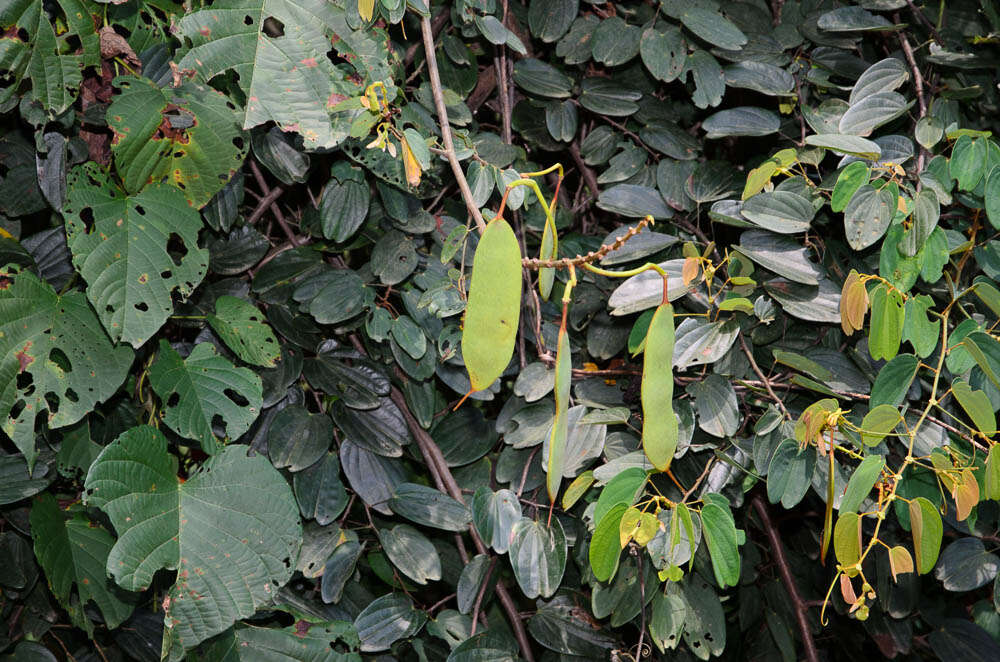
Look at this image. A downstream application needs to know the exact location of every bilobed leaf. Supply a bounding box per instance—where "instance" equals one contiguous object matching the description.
[935,538,1000,591]
[689,374,739,438]
[952,380,997,435]
[0,265,133,470]
[640,26,686,83]
[208,296,280,367]
[472,487,522,553]
[860,404,902,446]
[191,622,360,661]
[817,6,896,31]
[303,346,390,410]
[843,184,896,250]
[767,440,816,508]
[850,58,909,104]
[508,517,567,599]
[703,107,780,138]
[888,546,914,581]
[149,340,263,454]
[597,184,673,219]
[591,16,641,67]
[685,50,725,109]
[106,76,247,208]
[448,631,519,662]
[868,283,904,360]
[63,164,209,348]
[805,134,881,159]
[832,162,870,213]
[909,496,942,574]
[293,452,348,525]
[840,455,885,513]
[985,166,1000,229]
[672,317,740,369]
[736,230,821,285]
[83,426,301,657]
[834,512,862,572]
[267,405,332,471]
[740,190,815,233]
[512,58,574,98]
[950,135,987,191]
[839,92,911,137]
[30,494,136,630]
[594,467,647,525]
[529,0,578,42]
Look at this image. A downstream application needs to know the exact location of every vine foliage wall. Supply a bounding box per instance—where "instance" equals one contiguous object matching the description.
[2,0,1000,660]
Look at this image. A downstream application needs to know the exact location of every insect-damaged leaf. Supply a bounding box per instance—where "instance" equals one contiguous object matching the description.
[0,265,133,471]
[106,76,248,209]
[83,426,301,658]
[178,0,393,149]
[207,295,281,368]
[63,164,209,349]
[149,340,263,454]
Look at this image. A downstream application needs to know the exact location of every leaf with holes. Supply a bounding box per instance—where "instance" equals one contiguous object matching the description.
[83,426,300,659]
[63,164,209,349]
[0,265,133,471]
[106,76,248,209]
[207,295,280,368]
[0,0,99,113]
[30,493,136,631]
[149,340,263,454]
[177,0,389,149]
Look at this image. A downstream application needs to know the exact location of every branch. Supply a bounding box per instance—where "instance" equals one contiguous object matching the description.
[739,332,790,419]
[389,386,536,662]
[419,15,487,235]
[896,24,929,174]
[751,496,820,662]
[568,141,599,206]
[248,160,300,246]
[521,216,652,269]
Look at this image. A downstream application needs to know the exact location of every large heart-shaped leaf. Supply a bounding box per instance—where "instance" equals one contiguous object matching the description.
[63,164,209,348]
[177,0,389,149]
[83,426,301,659]
[0,265,133,470]
[149,340,263,454]
[106,76,248,208]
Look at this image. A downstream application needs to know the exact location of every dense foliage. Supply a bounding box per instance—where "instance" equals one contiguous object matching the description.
[2,0,1000,660]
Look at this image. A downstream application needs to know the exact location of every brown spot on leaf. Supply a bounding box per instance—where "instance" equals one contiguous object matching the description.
[327,92,348,108]
[15,342,33,372]
[294,620,311,638]
[138,273,148,284]
[300,57,318,67]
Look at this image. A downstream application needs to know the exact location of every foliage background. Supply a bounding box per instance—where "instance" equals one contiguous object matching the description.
[2,0,1000,660]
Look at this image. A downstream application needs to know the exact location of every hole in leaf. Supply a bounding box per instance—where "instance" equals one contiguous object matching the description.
[49,348,72,373]
[44,392,60,414]
[167,392,180,407]
[262,16,284,37]
[16,372,33,390]
[9,400,24,420]
[135,204,146,215]
[243,14,254,25]
[80,206,95,230]
[161,270,172,279]
[224,389,249,407]
[134,301,149,312]
[232,136,244,150]
[167,233,189,267]
[65,388,79,403]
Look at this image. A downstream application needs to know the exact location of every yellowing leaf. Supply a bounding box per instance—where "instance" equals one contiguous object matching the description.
[952,468,980,521]
[909,496,942,574]
[888,545,914,582]
[682,257,700,285]
[620,506,643,548]
[399,135,422,187]
[562,471,595,510]
[834,512,862,575]
[359,0,376,21]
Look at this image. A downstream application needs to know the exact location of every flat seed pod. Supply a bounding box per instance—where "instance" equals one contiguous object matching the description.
[641,301,678,470]
[462,218,523,391]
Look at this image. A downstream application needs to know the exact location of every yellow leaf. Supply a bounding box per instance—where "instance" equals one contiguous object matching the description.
[0,227,12,240]
[619,506,643,548]
[953,468,980,521]
[681,257,700,286]
[399,135,422,187]
[358,0,375,21]
[888,545,914,582]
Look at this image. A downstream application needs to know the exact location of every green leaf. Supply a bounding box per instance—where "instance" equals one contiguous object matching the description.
[987,445,1000,501]
[191,622,360,661]
[963,332,1000,391]
[952,380,997,435]
[860,404,902,447]
[868,283,905,360]
[685,50,725,109]
[766,440,816,509]
[689,374,738,438]
[701,503,741,588]
[840,455,885,513]
[471,487,522,554]
[703,107,780,138]
[208,296,280,367]
[870,354,920,408]
[594,467,647,525]
[304,347,390,410]
[0,0,99,113]
[178,0,383,149]
[985,166,1000,229]
[106,76,247,208]
[319,175,370,243]
[951,135,987,191]
[590,503,627,582]
[736,230,821,285]
[293,452,348,525]
[764,278,843,324]
[935,538,1000,591]
[354,593,426,652]
[528,0,578,43]
[83,426,301,657]
[839,92,911,137]
[267,405,332,471]
[833,512,862,570]
[843,184,896,250]
[640,26,686,83]
[30,494,136,630]
[817,6,896,31]
[740,190,815,234]
[597,184,673,219]
[849,58,910,104]
[63,164,208,348]
[831,162,871,213]
[0,455,51,505]
[679,7,747,50]
[389,483,472,531]
[0,265,133,470]
[379,524,441,585]
[512,58,573,98]
[909,496,943,574]
[723,62,794,96]
[149,340,263,454]
[804,134,882,159]
[591,16,641,67]
[508,517,567,599]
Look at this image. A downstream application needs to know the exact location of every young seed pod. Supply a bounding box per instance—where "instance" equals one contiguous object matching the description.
[546,314,571,504]
[461,217,523,392]
[641,301,678,471]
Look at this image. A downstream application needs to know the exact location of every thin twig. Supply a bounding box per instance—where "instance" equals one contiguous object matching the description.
[248,160,300,246]
[739,332,790,419]
[247,184,285,226]
[904,0,943,44]
[568,142,599,205]
[420,15,487,235]
[403,10,449,67]
[751,495,820,662]
[469,557,497,636]
[896,24,929,175]
[522,217,652,269]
